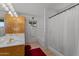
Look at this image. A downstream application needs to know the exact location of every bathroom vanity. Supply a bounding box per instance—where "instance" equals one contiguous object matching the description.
[0,14,25,56]
[0,33,25,56]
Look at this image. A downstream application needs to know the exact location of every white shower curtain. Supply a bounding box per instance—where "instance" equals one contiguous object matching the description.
[47,5,79,56]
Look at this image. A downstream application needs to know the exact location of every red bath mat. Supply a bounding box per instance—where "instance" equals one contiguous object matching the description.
[31,48,46,56]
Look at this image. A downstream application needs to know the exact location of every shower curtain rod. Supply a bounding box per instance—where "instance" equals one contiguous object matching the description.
[49,3,79,19]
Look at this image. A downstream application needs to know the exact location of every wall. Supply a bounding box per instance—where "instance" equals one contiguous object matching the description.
[25,15,46,47]
[47,5,79,56]
[25,16,38,42]
[24,12,46,47]
[5,14,25,34]
[36,17,46,47]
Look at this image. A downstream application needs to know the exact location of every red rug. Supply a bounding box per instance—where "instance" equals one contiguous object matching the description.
[31,48,46,56]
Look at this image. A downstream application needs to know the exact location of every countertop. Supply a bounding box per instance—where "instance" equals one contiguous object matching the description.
[0,33,25,48]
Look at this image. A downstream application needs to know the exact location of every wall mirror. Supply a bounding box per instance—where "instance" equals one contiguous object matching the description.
[0,19,5,37]
[0,5,6,37]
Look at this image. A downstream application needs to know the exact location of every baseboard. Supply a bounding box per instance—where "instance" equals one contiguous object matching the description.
[48,46,64,56]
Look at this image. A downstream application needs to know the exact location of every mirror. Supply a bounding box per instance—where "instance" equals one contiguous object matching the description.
[0,4,7,37]
[0,19,5,37]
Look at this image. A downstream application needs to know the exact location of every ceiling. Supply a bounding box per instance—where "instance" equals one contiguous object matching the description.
[0,3,76,18]
[13,3,75,17]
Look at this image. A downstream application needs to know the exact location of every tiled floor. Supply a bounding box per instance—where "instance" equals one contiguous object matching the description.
[26,41,56,56]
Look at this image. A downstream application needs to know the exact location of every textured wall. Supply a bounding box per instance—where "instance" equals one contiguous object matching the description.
[4,14,25,34]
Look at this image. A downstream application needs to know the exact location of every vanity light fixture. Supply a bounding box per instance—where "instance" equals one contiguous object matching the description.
[1,3,18,17]
[29,17,37,27]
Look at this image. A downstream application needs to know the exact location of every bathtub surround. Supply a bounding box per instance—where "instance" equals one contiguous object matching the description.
[47,4,79,56]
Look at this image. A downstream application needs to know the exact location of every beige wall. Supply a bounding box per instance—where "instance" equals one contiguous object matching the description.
[4,14,25,34]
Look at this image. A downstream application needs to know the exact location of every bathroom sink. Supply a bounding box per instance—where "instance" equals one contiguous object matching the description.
[0,33,25,48]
